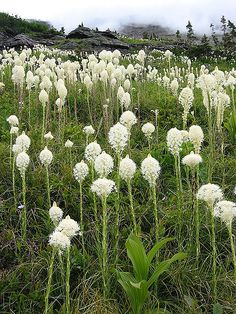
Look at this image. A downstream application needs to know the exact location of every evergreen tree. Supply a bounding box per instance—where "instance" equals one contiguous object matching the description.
[186,21,196,44]
[210,23,219,47]
[176,29,181,40]
[60,27,65,35]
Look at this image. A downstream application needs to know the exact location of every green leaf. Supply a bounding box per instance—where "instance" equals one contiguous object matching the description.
[117,271,148,314]
[126,233,149,281]
[147,252,187,288]
[147,237,174,266]
[213,303,223,314]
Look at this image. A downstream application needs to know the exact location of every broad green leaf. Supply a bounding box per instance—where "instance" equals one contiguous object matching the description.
[147,252,187,288]
[126,233,149,281]
[147,237,174,266]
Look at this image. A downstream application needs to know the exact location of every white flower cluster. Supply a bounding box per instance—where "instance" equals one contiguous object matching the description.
[119,155,136,182]
[56,215,80,239]
[91,178,116,198]
[178,86,194,128]
[189,125,204,153]
[16,151,30,176]
[39,146,53,167]
[214,200,236,225]
[10,126,19,135]
[94,151,114,178]
[83,125,95,135]
[49,231,71,250]
[39,89,49,105]
[49,201,63,226]
[73,160,89,183]
[182,151,202,168]
[65,140,74,148]
[16,131,31,152]
[197,184,223,207]
[7,115,19,126]
[119,111,137,131]
[44,132,54,140]
[85,141,102,163]
[108,123,128,154]
[142,122,155,139]
[166,127,183,156]
[49,205,80,251]
[141,154,161,186]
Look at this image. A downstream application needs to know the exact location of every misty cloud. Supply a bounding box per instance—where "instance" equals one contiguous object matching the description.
[1,0,236,34]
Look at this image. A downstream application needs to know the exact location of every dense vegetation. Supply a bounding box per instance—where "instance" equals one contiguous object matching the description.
[0,46,236,314]
[0,12,60,36]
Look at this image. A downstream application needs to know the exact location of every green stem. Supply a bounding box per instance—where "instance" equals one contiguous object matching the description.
[12,155,17,210]
[46,166,51,208]
[21,172,27,241]
[174,155,182,247]
[114,152,121,267]
[228,223,236,282]
[42,105,46,143]
[195,167,200,262]
[66,247,71,314]
[102,196,108,298]
[152,184,159,244]
[10,133,12,170]
[79,182,85,259]
[44,248,56,314]
[127,180,137,234]
[207,96,213,182]
[210,204,217,301]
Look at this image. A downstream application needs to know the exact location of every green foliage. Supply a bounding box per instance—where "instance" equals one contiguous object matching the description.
[116,234,187,314]
[224,113,236,144]
[0,12,59,36]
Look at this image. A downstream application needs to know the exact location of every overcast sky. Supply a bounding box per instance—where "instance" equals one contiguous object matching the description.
[1,0,236,34]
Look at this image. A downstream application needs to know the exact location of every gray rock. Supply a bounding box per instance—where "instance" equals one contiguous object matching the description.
[5,34,36,48]
[67,27,95,39]
[60,41,79,50]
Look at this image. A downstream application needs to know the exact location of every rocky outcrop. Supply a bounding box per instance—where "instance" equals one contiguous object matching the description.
[66,26,129,51]
[4,34,36,48]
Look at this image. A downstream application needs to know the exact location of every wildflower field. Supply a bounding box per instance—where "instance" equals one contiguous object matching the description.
[0,46,236,314]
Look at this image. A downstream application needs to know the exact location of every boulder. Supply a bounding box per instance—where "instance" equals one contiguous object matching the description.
[0,32,9,48]
[67,27,94,39]
[5,34,36,48]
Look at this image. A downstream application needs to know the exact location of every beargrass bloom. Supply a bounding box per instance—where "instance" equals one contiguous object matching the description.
[197,184,223,207]
[94,151,114,178]
[7,115,19,126]
[39,146,53,167]
[166,127,183,156]
[49,201,63,226]
[119,111,137,132]
[189,125,204,153]
[119,155,136,182]
[49,231,70,250]
[214,200,236,226]
[16,151,30,176]
[91,178,116,199]
[108,123,128,154]
[85,141,102,163]
[182,151,202,168]
[83,125,95,135]
[65,140,74,148]
[141,154,161,187]
[73,160,89,183]
[56,215,80,239]
[142,122,155,139]
[16,131,31,152]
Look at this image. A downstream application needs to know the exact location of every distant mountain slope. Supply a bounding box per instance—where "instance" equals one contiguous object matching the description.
[0,12,59,36]
[119,23,174,38]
